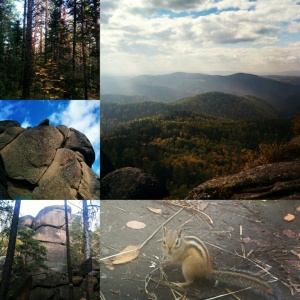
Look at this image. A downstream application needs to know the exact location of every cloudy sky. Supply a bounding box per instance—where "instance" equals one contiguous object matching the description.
[0,100,100,176]
[101,0,300,76]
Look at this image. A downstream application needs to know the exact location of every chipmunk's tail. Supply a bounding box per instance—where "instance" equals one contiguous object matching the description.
[211,269,280,300]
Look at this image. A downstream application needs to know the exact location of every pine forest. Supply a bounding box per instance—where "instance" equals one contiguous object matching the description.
[0,0,99,99]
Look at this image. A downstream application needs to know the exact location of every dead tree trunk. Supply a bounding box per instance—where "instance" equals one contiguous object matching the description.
[0,200,21,300]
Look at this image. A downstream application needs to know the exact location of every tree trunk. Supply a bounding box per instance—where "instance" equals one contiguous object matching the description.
[82,201,94,299]
[44,0,48,63]
[72,0,77,99]
[22,0,34,99]
[92,0,99,67]
[33,0,41,53]
[0,200,21,300]
[64,200,74,300]
[81,0,88,99]
[19,0,27,90]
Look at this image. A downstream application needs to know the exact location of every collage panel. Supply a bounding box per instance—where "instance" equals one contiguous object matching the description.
[100,0,300,200]
[100,199,300,299]
[0,100,100,200]
[0,200,100,299]
[0,0,99,100]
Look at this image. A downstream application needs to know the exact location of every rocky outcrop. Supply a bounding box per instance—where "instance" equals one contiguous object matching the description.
[38,118,50,126]
[186,159,300,199]
[0,120,99,199]
[0,205,100,300]
[100,167,169,199]
[32,205,72,230]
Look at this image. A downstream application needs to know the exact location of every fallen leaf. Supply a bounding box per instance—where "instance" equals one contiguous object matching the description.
[242,237,252,243]
[103,258,114,270]
[284,214,295,221]
[126,220,146,229]
[296,206,300,212]
[147,207,162,214]
[111,245,140,264]
[283,229,295,238]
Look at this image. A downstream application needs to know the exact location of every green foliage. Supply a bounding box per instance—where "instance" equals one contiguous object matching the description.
[14,229,48,274]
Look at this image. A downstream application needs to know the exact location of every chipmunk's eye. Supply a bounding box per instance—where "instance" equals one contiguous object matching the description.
[175,238,180,248]
[162,240,166,245]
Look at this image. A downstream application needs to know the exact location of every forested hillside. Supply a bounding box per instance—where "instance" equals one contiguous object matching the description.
[101,92,279,133]
[101,105,293,198]
[0,0,99,99]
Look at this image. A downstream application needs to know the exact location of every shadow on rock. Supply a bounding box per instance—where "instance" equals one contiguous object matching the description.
[100,167,169,199]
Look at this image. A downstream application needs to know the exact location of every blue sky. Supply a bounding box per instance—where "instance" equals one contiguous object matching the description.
[101,0,300,76]
[0,100,100,176]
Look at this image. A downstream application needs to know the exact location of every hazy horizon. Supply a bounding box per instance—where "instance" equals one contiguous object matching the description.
[101,0,300,76]
[101,69,300,78]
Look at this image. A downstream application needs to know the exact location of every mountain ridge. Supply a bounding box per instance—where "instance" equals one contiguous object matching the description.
[101,72,300,116]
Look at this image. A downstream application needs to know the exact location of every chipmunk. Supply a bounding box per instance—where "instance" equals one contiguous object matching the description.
[162,227,279,300]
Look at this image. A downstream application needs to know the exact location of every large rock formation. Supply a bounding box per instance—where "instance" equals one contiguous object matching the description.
[100,167,169,199]
[186,159,300,199]
[0,120,99,199]
[19,205,75,273]
[0,205,100,300]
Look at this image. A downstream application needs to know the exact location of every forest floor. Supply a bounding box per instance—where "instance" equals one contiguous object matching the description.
[100,200,300,300]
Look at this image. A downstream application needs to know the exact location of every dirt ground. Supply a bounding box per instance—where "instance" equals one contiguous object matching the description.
[100,200,300,300]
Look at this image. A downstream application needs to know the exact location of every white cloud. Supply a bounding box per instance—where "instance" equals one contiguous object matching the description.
[101,0,300,75]
[49,101,100,142]
[48,101,100,173]
[58,101,100,145]
[0,102,17,120]
[21,117,32,128]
